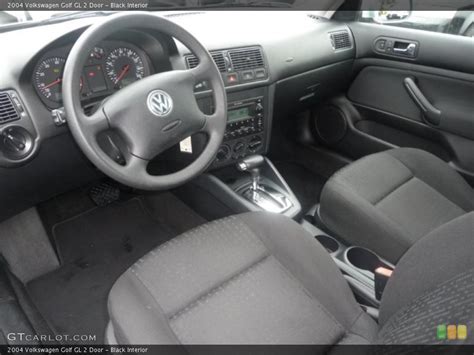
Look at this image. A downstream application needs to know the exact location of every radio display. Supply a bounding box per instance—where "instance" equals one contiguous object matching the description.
[228,107,251,122]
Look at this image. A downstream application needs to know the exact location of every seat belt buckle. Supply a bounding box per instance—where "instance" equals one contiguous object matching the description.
[375,267,393,301]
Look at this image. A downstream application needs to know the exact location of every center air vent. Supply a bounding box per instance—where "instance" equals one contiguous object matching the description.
[186,52,227,72]
[229,47,264,71]
[0,92,20,124]
[329,30,353,51]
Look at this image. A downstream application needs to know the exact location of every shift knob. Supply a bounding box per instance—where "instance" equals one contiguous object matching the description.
[237,155,265,198]
[237,155,265,172]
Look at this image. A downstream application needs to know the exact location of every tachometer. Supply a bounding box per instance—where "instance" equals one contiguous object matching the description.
[34,57,66,102]
[105,47,146,89]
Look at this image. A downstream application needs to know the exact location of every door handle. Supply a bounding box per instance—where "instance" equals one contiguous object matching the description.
[403,77,442,125]
[393,43,417,54]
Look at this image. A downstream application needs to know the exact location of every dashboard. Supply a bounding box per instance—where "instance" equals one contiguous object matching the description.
[32,40,153,109]
[0,11,355,221]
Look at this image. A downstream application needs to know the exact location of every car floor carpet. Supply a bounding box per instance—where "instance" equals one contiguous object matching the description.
[26,197,179,344]
[274,161,327,213]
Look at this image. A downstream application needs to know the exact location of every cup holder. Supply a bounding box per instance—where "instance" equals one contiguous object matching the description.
[344,247,392,275]
[315,235,339,254]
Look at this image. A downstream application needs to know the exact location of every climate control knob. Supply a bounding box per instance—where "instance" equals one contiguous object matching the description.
[216,145,231,163]
[233,141,246,154]
[248,135,263,152]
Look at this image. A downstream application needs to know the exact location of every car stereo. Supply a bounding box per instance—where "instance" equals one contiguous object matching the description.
[224,96,264,141]
[197,92,267,167]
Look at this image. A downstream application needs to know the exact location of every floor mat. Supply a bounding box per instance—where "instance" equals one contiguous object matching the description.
[274,161,327,213]
[27,198,175,344]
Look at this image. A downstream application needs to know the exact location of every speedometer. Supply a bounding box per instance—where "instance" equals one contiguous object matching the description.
[34,57,66,102]
[105,47,146,89]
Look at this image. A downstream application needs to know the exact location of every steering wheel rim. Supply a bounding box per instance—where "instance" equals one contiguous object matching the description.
[62,12,227,190]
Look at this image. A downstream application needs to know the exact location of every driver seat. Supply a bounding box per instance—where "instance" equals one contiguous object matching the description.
[106,211,474,345]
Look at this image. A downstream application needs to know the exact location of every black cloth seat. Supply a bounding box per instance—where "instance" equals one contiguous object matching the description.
[320,148,474,263]
[106,211,473,345]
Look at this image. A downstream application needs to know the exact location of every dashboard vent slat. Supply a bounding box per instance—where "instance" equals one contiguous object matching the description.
[0,92,20,124]
[186,52,227,72]
[186,55,200,69]
[329,30,352,51]
[229,48,264,71]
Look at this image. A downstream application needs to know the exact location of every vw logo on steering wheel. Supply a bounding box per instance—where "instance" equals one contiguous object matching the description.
[147,90,173,117]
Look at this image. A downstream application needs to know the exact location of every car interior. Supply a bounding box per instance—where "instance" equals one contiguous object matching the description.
[0,3,473,347]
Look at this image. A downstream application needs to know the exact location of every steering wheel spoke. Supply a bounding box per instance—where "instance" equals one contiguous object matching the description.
[200,112,220,135]
[122,153,149,175]
[82,106,110,136]
[189,61,214,83]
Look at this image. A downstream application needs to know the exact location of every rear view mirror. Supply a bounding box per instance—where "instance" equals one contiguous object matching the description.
[361,0,412,24]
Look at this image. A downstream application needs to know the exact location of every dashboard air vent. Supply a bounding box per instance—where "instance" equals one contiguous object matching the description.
[0,92,20,124]
[329,30,352,51]
[186,52,227,72]
[229,48,264,71]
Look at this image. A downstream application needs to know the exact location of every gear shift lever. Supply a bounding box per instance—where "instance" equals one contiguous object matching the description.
[237,155,265,200]
[236,155,293,214]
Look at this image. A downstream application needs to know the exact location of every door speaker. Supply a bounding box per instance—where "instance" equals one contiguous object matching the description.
[313,105,347,145]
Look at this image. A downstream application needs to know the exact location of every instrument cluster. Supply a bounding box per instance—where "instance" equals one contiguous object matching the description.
[32,40,152,109]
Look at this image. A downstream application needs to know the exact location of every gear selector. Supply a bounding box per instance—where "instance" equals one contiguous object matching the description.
[237,155,265,200]
[237,155,293,214]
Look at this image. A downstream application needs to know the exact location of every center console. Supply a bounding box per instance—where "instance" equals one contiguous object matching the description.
[186,47,299,218]
[301,209,395,315]
[217,96,265,163]
[188,84,301,218]
[197,86,270,169]
[235,155,295,215]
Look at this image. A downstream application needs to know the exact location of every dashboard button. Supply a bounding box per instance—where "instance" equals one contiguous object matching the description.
[226,73,239,85]
[12,97,24,112]
[242,70,255,81]
[255,69,267,79]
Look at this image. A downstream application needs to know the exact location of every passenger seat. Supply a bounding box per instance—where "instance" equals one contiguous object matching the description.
[319,148,474,263]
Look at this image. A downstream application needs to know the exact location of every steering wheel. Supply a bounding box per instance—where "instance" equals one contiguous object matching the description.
[62,13,227,190]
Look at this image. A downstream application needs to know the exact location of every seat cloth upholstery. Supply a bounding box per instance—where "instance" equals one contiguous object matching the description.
[319,148,474,263]
[377,212,474,344]
[107,212,378,345]
[106,211,474,345]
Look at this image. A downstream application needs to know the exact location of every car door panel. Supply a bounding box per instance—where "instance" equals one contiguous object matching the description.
[348,65,474,140]
[349,22,474,74]
[324,21,474,184]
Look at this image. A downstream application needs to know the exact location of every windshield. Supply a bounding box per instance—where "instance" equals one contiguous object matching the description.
[2,11,77,22]
[0,1,331,28]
